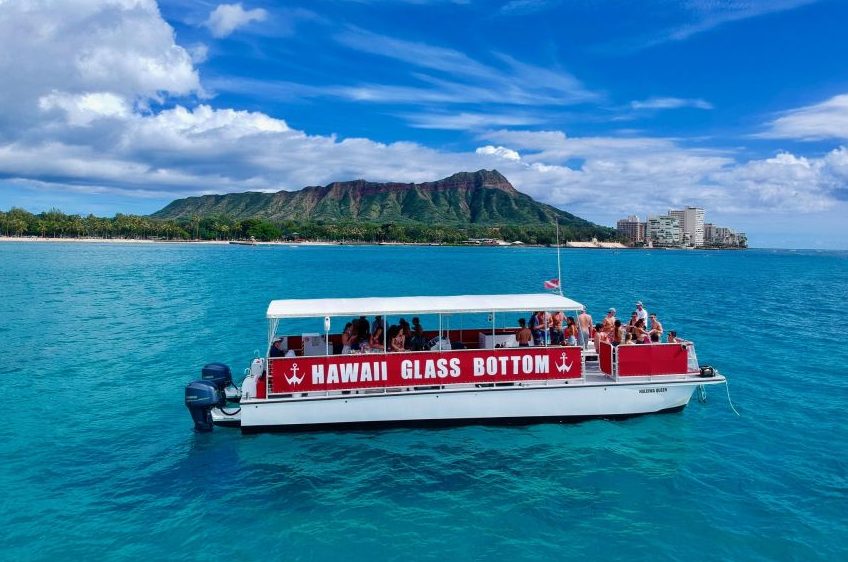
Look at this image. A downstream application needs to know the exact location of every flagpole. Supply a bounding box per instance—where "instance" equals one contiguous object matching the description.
[555,217,563,296]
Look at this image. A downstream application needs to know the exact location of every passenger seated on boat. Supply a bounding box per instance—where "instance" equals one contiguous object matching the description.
[516,318,532,347]
[650,332,660,343]
[369,325,385,352]
[348,319,362,351]
[622,333,634,345]
[398,318,412,350]
[269,338,287,358]
[667,330,679,343]
[389,325,406,352]
[373,315,384,336]
[409,324,428,351]
[341,322,354,354]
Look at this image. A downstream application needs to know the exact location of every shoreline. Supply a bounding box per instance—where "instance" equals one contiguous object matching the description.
[0,236,752,250]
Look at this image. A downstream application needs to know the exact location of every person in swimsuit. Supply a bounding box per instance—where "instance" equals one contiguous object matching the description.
[633,319,650,344]
[577,308,593,349]
[616,320,628,346]
[627,311,639,335]
[602,308,617,339]
[649,313,663,339]
[390,325,406,352]
[667,330,679,343]
[594,322,608,348]
[564,316,578,345]
[550,310,564,345]
[516,318,532,347]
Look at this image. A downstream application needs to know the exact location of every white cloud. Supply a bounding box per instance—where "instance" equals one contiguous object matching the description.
[0,0,199,135]
[630,97,714,110]
[472,129,847,218]
[759,94,848,140]
[403,111,544,130]
[329,28,599,107]
[39,92,131,126]
[476,146,521,161]
[205,3,267,38]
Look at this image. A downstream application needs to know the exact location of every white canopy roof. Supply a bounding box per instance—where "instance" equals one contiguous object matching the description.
[266,293,584,319]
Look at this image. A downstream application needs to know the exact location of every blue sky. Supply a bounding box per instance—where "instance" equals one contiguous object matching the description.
[1,0,847,248]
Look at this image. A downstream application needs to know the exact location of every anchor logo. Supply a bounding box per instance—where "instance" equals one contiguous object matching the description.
[555,352,573,374]
[285,363,304,385]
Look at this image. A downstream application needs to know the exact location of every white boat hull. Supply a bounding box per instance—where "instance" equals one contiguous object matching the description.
[233,377,723,431]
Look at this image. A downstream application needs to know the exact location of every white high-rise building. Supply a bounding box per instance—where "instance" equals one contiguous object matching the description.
[647,215,681,247]
[668,207,705,247]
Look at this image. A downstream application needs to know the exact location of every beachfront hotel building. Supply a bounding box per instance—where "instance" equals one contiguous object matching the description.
[647,215,682,247]
[616,215,645,244]
[619,209,744,248]
[668,207,705,247]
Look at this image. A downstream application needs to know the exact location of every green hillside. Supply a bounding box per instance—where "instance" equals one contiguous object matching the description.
[152,170,607,234]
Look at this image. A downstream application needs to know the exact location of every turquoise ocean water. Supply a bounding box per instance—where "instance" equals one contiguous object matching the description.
[0,242,846,561]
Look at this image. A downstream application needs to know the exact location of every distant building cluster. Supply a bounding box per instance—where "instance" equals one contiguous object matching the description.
[616,208,746,248]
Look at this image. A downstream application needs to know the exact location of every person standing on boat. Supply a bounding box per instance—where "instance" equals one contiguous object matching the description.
[357,316,370,343]
[529,311,547,345]
[550,310,564,344]
[649,313,663,339]
[516,318,532,347]
[577,308,593,349]
[627,311,639,336]
[602,308,617,339]
[635,301,648,324]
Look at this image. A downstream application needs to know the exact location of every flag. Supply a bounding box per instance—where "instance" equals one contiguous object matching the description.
[543,278,560,290]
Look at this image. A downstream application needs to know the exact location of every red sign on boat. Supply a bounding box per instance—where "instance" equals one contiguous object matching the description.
[269,347,583,394]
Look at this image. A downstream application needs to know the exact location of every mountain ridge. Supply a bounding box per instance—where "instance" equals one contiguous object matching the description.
[151,170,608,234]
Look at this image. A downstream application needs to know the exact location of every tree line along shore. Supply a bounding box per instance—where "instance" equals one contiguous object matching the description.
[0,208,623,245]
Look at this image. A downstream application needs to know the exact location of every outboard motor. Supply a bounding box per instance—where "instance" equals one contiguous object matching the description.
[185,363,232,432]
[185,380,221,432]
[201,362,232,391]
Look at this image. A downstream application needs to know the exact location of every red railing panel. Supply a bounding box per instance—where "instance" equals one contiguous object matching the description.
[268,347,583,394]
[617,344,688,376]
[598,341,614,375]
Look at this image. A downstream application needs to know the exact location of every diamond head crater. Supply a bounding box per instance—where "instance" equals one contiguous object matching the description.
[0,170,617,244]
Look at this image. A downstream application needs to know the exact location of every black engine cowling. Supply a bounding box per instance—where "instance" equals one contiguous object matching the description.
[185,380,221,432]
[201,362,232,390]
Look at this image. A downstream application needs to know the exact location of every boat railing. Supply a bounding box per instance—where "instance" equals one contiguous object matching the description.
[264,345,584,397]
[598,341,693,380]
